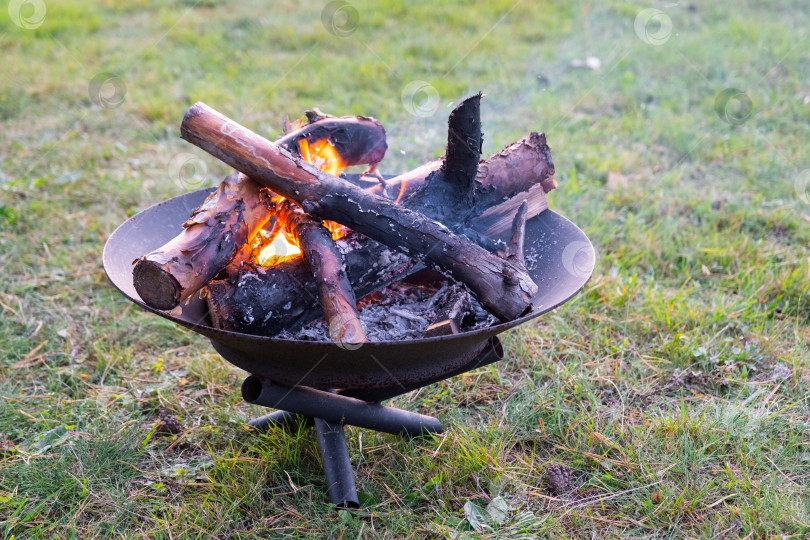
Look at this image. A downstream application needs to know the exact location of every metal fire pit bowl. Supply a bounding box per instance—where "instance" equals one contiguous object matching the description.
[104,181,594,508]
[103,185,595,390]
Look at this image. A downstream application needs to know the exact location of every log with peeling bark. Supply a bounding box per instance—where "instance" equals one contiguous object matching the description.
[181,101,537,321]
[132,172,274,310]
[273,198,366,346]
[132,111,388,311]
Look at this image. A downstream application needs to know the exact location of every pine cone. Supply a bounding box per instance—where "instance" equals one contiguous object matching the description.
[157,409,184,435]
[545,464,574,495]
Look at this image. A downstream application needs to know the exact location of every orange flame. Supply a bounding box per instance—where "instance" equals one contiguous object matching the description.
[298,138,346,177]
[394,179,408,205]
[253,138,351,266]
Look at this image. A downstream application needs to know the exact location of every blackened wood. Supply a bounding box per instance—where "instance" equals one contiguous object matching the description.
[275,112,387,170]
[132,173,273,310]
[181,102,537,321]
[206,232,418,335]
[397,95,482,224]
[424,284,473,337]
[438,94,482,204]
[274,198,367,346]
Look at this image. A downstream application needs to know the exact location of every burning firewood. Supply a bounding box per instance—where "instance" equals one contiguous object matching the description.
[132,112,388,311]
[278,109,387,182]
[272,197,367,347]
[205,105,556,337]
[180,101,538,321]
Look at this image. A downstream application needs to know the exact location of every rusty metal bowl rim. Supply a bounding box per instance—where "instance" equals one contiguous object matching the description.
[102,187,594,349]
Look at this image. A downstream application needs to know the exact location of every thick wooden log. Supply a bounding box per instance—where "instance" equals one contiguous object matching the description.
[132,173,273,310]
[181,102,537,321]
[274,198,367,346]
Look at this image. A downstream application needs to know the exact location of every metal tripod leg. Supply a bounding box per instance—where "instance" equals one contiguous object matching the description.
[314,418,359,509]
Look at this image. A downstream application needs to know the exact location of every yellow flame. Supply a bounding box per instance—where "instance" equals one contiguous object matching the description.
[256,230,301,266]
[253,138,350,266]
[298,138,346,177]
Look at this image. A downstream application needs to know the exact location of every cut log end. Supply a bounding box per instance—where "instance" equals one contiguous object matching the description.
[132,260,183,310]
[328,313,367,345]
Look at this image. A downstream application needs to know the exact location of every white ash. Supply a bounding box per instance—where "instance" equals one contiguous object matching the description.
[276,281,497,342]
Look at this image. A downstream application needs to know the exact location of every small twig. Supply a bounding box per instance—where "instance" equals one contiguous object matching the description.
[560,479,664,516]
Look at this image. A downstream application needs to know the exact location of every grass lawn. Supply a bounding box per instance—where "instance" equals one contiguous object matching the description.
[2,0,810,537]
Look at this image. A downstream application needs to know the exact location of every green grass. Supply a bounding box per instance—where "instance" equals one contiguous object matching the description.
[2,0,810,537]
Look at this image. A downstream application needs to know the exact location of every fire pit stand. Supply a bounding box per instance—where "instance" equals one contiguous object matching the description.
[239,338,503,508]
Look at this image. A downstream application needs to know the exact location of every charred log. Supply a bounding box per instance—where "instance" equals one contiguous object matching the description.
[276,111,387,174]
